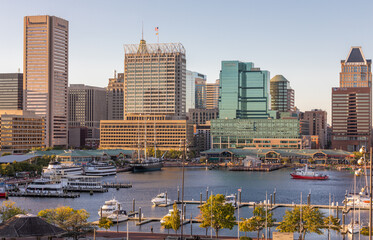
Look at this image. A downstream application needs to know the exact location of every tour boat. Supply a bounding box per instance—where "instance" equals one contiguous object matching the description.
[151,193,172,206]
[290,164,328,180]
[42,161,83,177]
[84,162,117,176]
[98,197,122,218]
[25,178,64,194]
[63,175,104,191]
[107,210,128,223]
[225,194,236,207]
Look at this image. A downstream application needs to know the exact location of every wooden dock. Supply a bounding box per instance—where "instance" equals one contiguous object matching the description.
[8,191,80,198]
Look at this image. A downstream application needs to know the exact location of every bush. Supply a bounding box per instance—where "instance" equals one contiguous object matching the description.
[240,237,252,240]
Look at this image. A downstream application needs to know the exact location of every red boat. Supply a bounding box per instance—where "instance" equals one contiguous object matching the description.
[291,164,329,180]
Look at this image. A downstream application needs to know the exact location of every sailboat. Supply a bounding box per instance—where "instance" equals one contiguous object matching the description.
[130,116,163,173]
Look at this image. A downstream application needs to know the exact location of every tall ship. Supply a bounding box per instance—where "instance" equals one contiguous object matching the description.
[84,162,117,176]
[42,161,83,177]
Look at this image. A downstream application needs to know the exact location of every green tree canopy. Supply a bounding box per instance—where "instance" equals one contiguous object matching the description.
[239,206,275,239]
[323,215,341,232]
[198,194,236,238]
[277,206,324,240]
[0,201,27,222]
[38,206,90,240]
[99,217,113,231]
[161,202,181,233]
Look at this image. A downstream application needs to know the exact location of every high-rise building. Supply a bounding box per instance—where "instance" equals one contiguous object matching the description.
[195,75,206,109]
[219,61,275,119]
[332,87,371,151]
[188,108,218,125]
[107,71,124,120]
[270,75,294,112]
[0,73,23,110]
[68,84,107,140]
[186,71,196,111]
[0,110,45,153]
[331,47,372,151]
[123,40,186,118]
[301,109,327,148]
[340,47,372,88]
[206,80,219,109]
[24,15,68,148]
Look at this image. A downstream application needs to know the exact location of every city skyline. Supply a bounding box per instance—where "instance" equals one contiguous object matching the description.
[1,0,373,122]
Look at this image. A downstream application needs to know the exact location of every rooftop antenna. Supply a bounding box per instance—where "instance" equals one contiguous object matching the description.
[142,21,144,40]
[114,69,116,78]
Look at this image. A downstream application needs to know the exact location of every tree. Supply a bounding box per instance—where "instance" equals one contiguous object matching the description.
[1,152,11,157]
[198,194,236,238]
[277,206,324,240]
[0,201,27,222]
[38,206,90,239]
[99,217,113,231]
[361,226,370,236]
[239,206,275,239]
[323,215,341,232]
[161,202,180,234]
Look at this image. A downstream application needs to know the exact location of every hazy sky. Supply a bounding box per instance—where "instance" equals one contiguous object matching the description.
[1,0,373,122]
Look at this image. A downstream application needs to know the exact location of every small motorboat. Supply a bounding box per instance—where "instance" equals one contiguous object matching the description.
[107,210,128,223]
[225,194,236,207]
[151,193,172,206]
[98,197,121,218]
[290,164,328,180]
[348,221,362,234]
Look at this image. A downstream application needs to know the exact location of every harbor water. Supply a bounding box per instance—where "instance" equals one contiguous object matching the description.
[9,167,369,239]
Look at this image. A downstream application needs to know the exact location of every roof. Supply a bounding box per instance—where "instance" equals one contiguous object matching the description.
[27,149,135,158]
[0,155,38,164]
[346,47,366,63]
[0,214,65,237]
[270,75,289,82]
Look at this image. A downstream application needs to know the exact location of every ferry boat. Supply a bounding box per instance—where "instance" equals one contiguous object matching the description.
[107,210,128,223]
[84,162,117,176]
[98,198,122,218]
[290,164,328,180]
[42,161,83,177]
[151,192,172,206]
[25,178,63,194]
[130,158,163,173]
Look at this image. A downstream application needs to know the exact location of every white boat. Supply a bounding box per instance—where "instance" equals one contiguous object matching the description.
[42,161,83,177]
[63,175,104,191]
[160,208,180,223]
[107,210,128,223]
[25,178,63,194]
[348,221,362,234]
[151,193,172,206]
[344,193,371,208]
[98,198,121,218]
[225,194,236,207]
[84,162,117,176]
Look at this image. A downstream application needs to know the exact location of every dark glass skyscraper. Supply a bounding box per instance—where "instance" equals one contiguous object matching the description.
[0,73,23,110]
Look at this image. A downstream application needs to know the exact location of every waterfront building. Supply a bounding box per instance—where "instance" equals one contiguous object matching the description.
[68,84,107,141]
[270,75,294,112]
[186,71,207,111]
[301,109,327,149]
[210,118,300,149]
[23,15,68,148]
[0,110,45,153]
[331,47,372,151]
[206,80,219,110]
[194,123,212,154]
[107,71,124,120]
[188,108,218,125]
[340,47,372,88]
[123,40,186,118]
[331,87,371,151]
[0,73,23,110]
[219,61,275,119]
[100,115,193,151]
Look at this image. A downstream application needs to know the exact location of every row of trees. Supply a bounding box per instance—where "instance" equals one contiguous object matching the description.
[161,194,347,240]
[0,155,54,177]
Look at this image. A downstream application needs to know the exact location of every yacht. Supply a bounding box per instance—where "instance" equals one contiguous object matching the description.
[225,194,236,207]
[98,198,122,218]
[25,178,63,194]
[107,210,128,223]
[84,162,117,176]
[160,208,180,223]
[151,193,172,206]
[43,161,83,177]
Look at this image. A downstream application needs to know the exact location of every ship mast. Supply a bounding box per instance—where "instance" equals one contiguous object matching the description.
[144,116,147,161]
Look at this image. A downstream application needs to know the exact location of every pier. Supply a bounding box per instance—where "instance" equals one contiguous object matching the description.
[8,191,80,198]
[64,187,108,193]
[103,182,132,189]
[228,164,285,172]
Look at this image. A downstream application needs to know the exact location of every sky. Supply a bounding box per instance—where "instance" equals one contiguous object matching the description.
[1,0,373,123]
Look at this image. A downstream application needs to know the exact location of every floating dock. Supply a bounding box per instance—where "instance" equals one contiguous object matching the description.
[8,191,80,198]
[103,182,132,188]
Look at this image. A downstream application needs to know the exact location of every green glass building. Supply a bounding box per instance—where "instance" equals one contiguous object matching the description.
[219,61,276,119]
